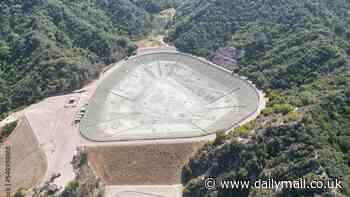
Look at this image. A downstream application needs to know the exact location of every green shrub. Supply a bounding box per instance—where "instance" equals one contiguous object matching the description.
[343,106,350,115]
[0,121,17,142]
[272,103,294,115]
[13,189,26,197]
[230,121,256,137]
[78,152,88,168]
[262,107,273,116]
[284,111,300,122]
[0,41,9,59]
[299,91,313,105]
[60,181,79,197]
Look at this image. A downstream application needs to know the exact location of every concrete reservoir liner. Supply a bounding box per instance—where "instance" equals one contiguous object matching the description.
[79,52,260,141]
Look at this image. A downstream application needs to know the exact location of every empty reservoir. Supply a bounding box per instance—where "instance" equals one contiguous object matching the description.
[80,52,261,141]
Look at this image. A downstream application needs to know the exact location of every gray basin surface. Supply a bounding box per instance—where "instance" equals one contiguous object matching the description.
[80,52,260,141]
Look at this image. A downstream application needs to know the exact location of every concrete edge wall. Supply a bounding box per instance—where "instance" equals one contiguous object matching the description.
[79,51,266,142]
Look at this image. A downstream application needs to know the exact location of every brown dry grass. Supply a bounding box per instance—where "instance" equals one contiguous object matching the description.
[1,117,47,196]
[87,142,205,185]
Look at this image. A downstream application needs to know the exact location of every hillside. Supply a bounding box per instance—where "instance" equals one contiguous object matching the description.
[165,0,350,196]
[130,0,183,13]
[0,0,165,119]
[1,0,350,196]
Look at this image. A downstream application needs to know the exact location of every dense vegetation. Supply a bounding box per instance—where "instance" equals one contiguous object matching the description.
[0,0,160,119]
[130,0,182,13]
[166,0,350,196]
